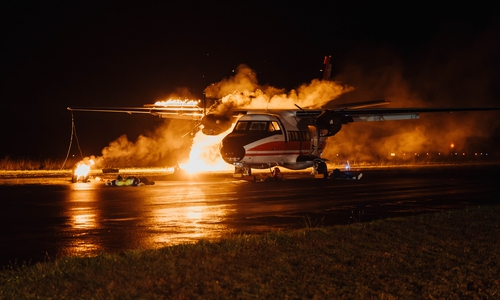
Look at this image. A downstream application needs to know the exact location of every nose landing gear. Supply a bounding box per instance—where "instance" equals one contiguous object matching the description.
[234,163,252,176]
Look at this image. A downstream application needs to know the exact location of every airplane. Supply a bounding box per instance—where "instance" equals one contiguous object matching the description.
[67,98,500,177]
[67,59,500,177]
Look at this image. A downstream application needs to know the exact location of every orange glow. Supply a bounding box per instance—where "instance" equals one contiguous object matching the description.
[145,187,230,245]
[450,143,455,148]
[74,159,95,178]
[95,65,353,170]
[62,186,102,257]
[179,126,235,174]
[153,99,200,109]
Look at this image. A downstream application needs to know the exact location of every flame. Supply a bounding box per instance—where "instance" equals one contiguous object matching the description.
[179,126,235,174]
[153,99,201,109]
[74,159,95,178]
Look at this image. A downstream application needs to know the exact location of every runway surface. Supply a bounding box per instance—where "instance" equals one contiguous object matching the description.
[1,164,499,267]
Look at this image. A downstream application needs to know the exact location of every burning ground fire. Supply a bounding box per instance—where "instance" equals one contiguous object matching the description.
[72,158,95,182]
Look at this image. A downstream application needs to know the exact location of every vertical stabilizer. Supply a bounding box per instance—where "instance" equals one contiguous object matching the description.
[322,55,332,81]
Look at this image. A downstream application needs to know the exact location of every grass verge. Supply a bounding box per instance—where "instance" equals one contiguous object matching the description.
[1,206,499,299]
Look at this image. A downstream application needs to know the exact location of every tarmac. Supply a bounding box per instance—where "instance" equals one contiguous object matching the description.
[1,163,499,267]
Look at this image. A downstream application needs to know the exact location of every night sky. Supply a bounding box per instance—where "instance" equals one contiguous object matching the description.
[1,1,499,162]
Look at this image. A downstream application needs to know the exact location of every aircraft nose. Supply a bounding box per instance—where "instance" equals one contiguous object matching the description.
[220,135,246,163]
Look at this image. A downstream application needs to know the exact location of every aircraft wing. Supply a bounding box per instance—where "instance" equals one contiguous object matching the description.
[67,102,205,120]
[341,107,500,122]
[296,107,500,123]
[68,102,500,123]
[68,99,500,137]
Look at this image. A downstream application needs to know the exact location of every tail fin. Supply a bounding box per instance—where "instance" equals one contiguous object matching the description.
[322,55,332,81]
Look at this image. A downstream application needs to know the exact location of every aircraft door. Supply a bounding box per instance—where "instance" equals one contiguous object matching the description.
[308,125,329,158]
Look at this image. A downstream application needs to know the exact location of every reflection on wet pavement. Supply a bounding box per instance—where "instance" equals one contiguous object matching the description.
[55,182,236,260]
[1,165,499,266]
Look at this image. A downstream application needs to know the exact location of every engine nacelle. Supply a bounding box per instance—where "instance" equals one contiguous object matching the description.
[201,113,233,135]
[315,110,343,137]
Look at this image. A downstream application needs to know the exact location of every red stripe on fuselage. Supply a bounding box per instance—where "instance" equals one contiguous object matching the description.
[247,141,311,152]
[245,151,303,157]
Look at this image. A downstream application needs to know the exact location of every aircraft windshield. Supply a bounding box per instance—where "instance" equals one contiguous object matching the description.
[235,121,249,131]
[249,122,267,131]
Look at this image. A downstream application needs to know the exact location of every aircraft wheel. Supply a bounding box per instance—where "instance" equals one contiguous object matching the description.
[316,161,328,178]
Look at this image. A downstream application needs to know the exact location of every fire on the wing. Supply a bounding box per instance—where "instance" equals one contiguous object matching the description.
[152,99,201,111]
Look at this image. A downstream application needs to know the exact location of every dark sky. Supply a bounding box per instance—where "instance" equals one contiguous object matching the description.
[1,1,499,161]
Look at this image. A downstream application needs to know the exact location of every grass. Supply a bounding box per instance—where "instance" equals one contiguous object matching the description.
[0,156,71,170]
[1,206,499,299]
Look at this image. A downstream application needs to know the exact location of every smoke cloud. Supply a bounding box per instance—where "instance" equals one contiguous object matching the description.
[84,30,499,170]
[90,64,352,169]
[89,119,193,168]
[322,30,500,163]
[205,64,353,115]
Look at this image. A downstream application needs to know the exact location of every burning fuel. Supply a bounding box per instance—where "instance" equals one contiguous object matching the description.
[153,99,200,108]
[72,158,95,182]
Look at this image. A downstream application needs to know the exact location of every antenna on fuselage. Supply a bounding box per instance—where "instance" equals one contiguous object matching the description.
[203,92,206,117]
[295,104,306,112]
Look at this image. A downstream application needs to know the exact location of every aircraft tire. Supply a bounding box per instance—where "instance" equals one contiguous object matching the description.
[317,161,328,178]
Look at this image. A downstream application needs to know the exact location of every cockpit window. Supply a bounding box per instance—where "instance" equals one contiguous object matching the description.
[235,121,248,131]
[235,120,282,133]
[249,122,267,131]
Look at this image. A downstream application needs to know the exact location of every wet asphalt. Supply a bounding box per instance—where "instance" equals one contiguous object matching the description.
[1,164,499,267]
